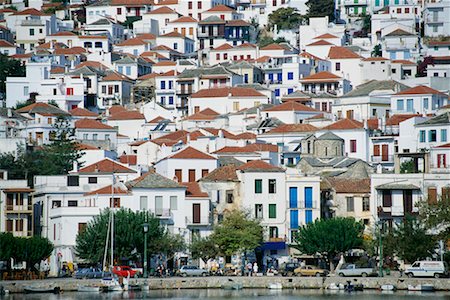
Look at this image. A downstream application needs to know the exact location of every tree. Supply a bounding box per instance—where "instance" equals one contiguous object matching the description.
[306,0,335,22]
[76,208,178,264]
[258,36,287,48]
[292,217,364,270]
[417,56,434,77]
[211,210,263,256]
[268,7,304,31]
[0,54,25,95]
[400,159,416,174]
[371,44,382,57]
[419,194,450,241]
[0,233,16,261]
[386,216,436,263]
[190,236,219,263]
[15,99,34,110]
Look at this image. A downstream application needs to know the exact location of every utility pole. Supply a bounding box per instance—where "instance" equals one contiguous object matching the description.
[143,223,149,278]
[378,221,383,277]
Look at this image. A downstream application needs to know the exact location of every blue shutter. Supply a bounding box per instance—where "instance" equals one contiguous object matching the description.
[304,187,313,208]
[277,73,282,82]
[290,210,299,229]
[305,210,313,224]
[289,187,298,208]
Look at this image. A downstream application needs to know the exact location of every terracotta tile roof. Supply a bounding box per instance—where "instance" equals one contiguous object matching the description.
[213,43,233,51]
[237,160,283,172]
[146,6,176,14]
[115,37,149,46]
[314,33,338,39]
[79,35,108,39]
[75,61,109,70]
[234,132,256,139]
[206,4,235,12]
[202,128,236,139]
[200,164,238,182]
[255,56,271,63]
[84,184,129,196]
[108,105,127,115]
[49,31,77,36]
[70,107,98,117]
[140,51,167,59]
[191,87,264,98]
[16,102,69,116]
[428,40,450,46]
[0,8,16,13]
[306,39,333,46]
[363,57,389,61]
[0,39,15,47]
[323,118,364,130]
[152,130,204,146]
[75,118,115,130]
[108,110,145,120]
[385,114,417,126]
[226,20,250,26]
[385,28,414,36]
[127,170,181,188]
[367,118,379,130]
[236,42,256,48]
[266,123,318,134]
[215,143,278,153]
[301,71,341,82]
[153,60,176,66]
[160,31,188,38]
[328,46,362,59]
[77,143,99,150]
[261,43,288,51]
[12,8,46,16]
[78,159,136,173]
[152,45,174,51]
[168,146,216,160]
[128,140,148,146]
[436,142,450,148]
[119,154,137,165]
[326,178,370,193]
[137,33,157,40]
[394,85,446,96]
[391,59,415,65]
[50,66,65,74]
[37,41,67,49]
[264,101,318,112]
[182,182,209,198]
[170,16,198,23]
[10,53,33,59]
[137,72,158,80]
[102,72,133,82]
[148,116,166,123]
[111,0,155,5]
[54,47,88,55]
[299,51,323,61]
[185,108,220,120]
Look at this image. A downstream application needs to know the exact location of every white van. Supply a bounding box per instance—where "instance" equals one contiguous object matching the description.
[405,261,448,278]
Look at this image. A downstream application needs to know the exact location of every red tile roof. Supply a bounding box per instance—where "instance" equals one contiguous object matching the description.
[50,66,65,74]
[109,105,127,115]
[137,72,158,80]
[391,59,415,65]
[436,142,450,148]
[160,31,188,38]
[49,31,77,36]
[78,159,136,173]
[77,143,99,150]
[84,184,129,196]
[323,118,364,130]
[108,110,145,120]
[148,116,166,123]
[102,72,133,82]
[266,124,318,134]
[146,6,177,14]
[153,60,176,66]
[12,8,46,16]
[202,128,236,139]
[75,61,109,70]
[301,71,341,81]
[264,101,318,112]
[226,19,250,26]
[168,146,216,160]
[363,57,389,61]
[200,165,238,181]
[314,33,339,39]
[299,51,323,61]
[326,178,370,193]
[261,43,289,51]
[182,182,209,198]
[367,118,379,130]
[191,87,264,98]
[115,37,150,46]
[70,107,98,117]
[215,143,278,153]
[328,46,362,59]
[111,0,155,5]
[234,132,256,139]
[119,154,137,165]
[0,39,15,47]
[170,16,198,23]
[385,114,417,126]
[213,43,233,51]
[75,118,115,130]
[206,4,235,12]
[152,130,204,146]
[185,108,220,120]
[237,160,283,172]
[307,40,333,46]
[394,85,446,96]
[54,47,88,55]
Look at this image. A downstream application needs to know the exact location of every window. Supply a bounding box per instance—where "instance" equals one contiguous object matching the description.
[169,96,174,105]
[66,88,74,95]
[160,81,166,90]
[68,200,78,207]
[125,66,131,76]
[304,187,313,208]
[47,118,52,124]
[110,197,120,208]
[406,99,414,112]
[233,101,240,111]
[287,72,294,80]
[92,134,98,140]
[105,134,110,140]
[305,210,313,224]
[289,187,297,208]
[197,1,202,9]
[269,226,278,238]
[117,7,122,14]
[346,197,354,212]
[16,219,24,232]
[441,129,447,142]
[269,204,276,218]
[24,86,29,96]
[275,88,280,97]
[382,190,392,207]
[102,85,106,94]
[188,1,192,9]
[350,140,357,153]
[226,190,233,203]
[362,197,370,211]
[419,130,426,143]
[202,169,208,177]
[287,88,293,94]
[84,42,92,48]
[67,176,79,186]
[95,42,102,48]
[140,196,148,210]
[173,42,178,50]
[216,53,220,60]
[88,177,97,184]
[118,66,123,73]
[170,196,178,210]
[114,85,119,93]
[255,179,262,193]
[223,53,228,60]
[52,200,61,208]
[255,204,263,219]
[277,73,282,82]
[429,130,437,142]
[335,62,341,71]
[397,99,404,111]
[268,179,276,193]
[29,29,35,36]
[423,98,429,109]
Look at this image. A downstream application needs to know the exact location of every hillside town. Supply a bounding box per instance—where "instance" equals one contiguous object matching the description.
[0,0,449,282]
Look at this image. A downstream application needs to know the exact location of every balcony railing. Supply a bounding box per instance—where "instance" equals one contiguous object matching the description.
[5,205,33,212]
[371,155,394,163]
[155,209,172,219]
[185,216,211,226]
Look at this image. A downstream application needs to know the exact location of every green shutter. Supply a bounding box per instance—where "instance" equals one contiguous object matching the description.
[255,179,262,193]
[269,204,276,218]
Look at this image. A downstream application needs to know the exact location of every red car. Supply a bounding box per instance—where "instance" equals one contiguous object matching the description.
[112,266,138,277]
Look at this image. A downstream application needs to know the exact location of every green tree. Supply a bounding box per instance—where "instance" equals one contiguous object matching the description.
[76,208,177,264]
[386,216,436,263]
[293,217,364,270]
[306,0,335,22]
[0,54,26,94]
[268,7,304,31]
[400,159,416,173]
[190,236,219,263]
[258,36,287,48]
[362,14,371,33]
[371,44,382,57]
[0,233,16,261]
[419,195,450,241]
[15,99,34,110]
[211,210,263,256]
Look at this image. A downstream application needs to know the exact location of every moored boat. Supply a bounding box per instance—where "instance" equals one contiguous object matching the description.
[380,284,396,291]
[77,285,101,292]
[221,283,243,290]
[24,286,61,294]
[268,282,283,289]
[408,284,434,292]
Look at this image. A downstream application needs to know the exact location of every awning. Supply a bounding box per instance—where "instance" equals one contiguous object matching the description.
[262,242,286,251]
[375,183,420,190]
[3,188,34,193]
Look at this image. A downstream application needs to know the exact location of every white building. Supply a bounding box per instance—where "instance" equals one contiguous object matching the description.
[423,0,450,37]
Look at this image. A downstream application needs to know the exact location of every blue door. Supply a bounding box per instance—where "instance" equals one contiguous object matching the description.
[290,210,299,229]
[305,210,313,224]
[304,187,313,208]
[289,187,298,208]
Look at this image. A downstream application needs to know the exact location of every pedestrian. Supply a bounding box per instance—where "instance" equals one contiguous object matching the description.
[246,262,252,277]
[253,262,258,276]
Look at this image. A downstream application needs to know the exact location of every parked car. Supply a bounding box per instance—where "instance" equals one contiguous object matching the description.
[337,264,377,277]
[294,265,328,277]
[405,261,448,278]
[179,265,208,277]
[280,263,299,277]
[112,266,138,277]
[75,268,109,279]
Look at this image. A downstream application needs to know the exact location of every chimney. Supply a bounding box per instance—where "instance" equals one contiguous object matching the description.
[7,108,12,118]
[186,133,191,143]
[363,119,368,130]
[72,161,78,172]
[218,130,224,138]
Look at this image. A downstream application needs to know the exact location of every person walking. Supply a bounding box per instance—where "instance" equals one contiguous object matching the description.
[246,262,252,277]
[253,262,258,276]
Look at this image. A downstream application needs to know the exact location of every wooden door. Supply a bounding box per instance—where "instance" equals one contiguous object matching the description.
[381,145,389,161]
[403,190,413,214]
[373,145,380,157]
[193,204,200,224]
[188,169,196,182]
[175,169,182,182]
[428,187,437,204]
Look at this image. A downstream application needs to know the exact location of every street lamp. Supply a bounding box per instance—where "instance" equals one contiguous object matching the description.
[377,220,384,278]
[143,223,149,278]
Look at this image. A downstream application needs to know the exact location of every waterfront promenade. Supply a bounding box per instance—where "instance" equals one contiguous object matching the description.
[1,276,450,293]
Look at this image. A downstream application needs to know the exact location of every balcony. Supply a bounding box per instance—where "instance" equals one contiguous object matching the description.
[22,19,44,26]
[343,0,368,5]
[6,205,33,213]
[185,216,211,226]
[49,206,100,218]
[371,155,394,163]
[176,88,193,95]
[155,209,172,219]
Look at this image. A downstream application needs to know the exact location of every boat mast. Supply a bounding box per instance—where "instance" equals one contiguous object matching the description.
[102,201,111,272]
[110,172,115,270]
